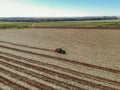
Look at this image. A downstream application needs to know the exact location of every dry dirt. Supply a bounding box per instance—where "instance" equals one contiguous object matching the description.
[0,28,120,90]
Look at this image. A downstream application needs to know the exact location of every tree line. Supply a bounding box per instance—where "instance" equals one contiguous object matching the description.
[0,16,118,22]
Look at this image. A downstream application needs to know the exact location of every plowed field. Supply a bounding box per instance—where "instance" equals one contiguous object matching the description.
[0,28,120,90]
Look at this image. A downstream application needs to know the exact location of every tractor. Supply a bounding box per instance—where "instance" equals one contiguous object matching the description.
[55,48,67,54]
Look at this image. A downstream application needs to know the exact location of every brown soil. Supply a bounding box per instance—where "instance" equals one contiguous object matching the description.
[32,26,120,30]
[0,28,120,90]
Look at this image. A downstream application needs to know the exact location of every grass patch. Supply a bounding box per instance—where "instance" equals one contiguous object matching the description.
[0,19,120,29]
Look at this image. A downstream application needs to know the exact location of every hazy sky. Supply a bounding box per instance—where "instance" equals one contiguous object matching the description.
[0,0,120,17]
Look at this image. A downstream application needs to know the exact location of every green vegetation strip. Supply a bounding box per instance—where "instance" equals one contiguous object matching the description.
[0,19,120,29]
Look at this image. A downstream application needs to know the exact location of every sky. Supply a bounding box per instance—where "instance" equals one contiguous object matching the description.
[0,0,120,17]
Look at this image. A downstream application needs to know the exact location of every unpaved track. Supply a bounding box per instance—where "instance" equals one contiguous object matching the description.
[0,28,120,90]
[32,26,120,30]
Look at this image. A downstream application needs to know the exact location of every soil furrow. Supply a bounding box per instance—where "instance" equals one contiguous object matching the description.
[0,76,28,90]
[0,55,118,90]
[1,51,120,87]
[0,44,119,74]
[0,82,14,90]
[0,41,53,52]
[0,60,83,90]
[0,66,55,90]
